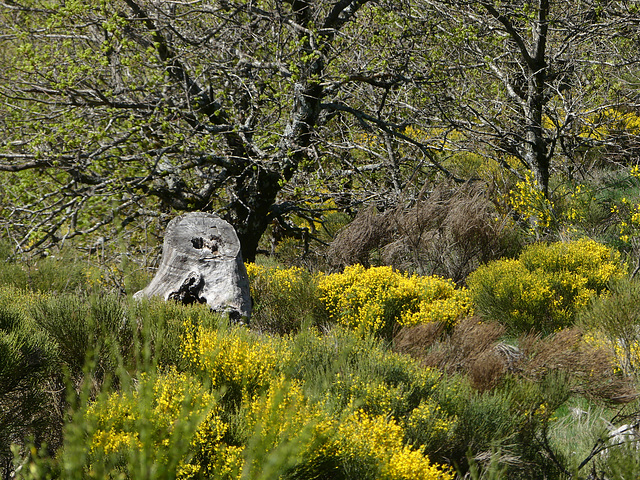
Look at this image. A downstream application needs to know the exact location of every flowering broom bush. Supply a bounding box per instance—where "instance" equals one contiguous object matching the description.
[75,323,456,480]
[84,367,239,480]
[329,409,453,480]
[467,238,626,334]
[181,322,290,403]
[317,265,472,337]
[245,263,323,334]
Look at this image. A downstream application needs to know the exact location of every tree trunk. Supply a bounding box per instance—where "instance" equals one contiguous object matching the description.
[525,0,550,196]
[134,212,252,322]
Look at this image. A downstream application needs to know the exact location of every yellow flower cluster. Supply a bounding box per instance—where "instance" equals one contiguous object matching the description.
[91,429,141,455]
[181,323,290,397]
[583,108,640,141]
[318,265,472,335]
[332,372,405,416]
[405,400,454,438]
[87,367,220,463]
[610,193,640,246]
[244,375,333,465]
[508,174,554,233]
[87,388,139,455]
[86,367,246,478]
[239,373,455,479]
[334,410,453,480]
[468,239,625,333]
[509,176,601,238]
[520,238,625,292]
[152,367,216,424]
[245,263,307,294]
[83,321,459,478]
[583,331,640,376]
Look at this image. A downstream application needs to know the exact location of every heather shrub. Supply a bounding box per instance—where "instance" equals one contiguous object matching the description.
[404,317,508,392]
[467,238,625,334]
[318,264,472,338]
[517,329,635,403]
[245,263,324,334]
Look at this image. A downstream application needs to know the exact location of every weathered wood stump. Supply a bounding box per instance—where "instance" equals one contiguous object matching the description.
[134,212,252,322]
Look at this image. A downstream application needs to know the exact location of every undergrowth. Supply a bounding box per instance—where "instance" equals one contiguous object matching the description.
[1,236,640,479]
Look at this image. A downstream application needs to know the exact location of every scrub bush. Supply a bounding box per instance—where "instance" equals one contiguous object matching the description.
[182,322,290,404]
[579,277,640,375]
[329,409,453,480]
[0,241,87,293]
[80,368,233,480]
[467,238,625,334]
[246,263,324,334]
[318,265,472,337]
[54,322,457,480]
[0,287,62,474]
[30,293,127,378]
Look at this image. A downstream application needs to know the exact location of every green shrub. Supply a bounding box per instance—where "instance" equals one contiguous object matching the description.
[600,440,640,480]
[30,293,125,379]
[32,321,457,480]
[9,295,596,480]
[0,287,62,473]
[0,240,89,293]
[431,372,571,479]
[579,277,640,375]
[285,326,442,417]
[246,263,324,335]
[468,238,625,334]
[130,297,225,370]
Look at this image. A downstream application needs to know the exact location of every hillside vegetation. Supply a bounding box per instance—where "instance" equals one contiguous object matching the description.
[2,0,640,479]
[1,233,640,480]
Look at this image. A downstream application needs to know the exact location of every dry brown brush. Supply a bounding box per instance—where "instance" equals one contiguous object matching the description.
[395,319,636,401]
[329,182,521,283]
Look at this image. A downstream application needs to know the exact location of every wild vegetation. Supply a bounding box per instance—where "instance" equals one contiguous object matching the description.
[1,230,640,479]
[2,0,640,479]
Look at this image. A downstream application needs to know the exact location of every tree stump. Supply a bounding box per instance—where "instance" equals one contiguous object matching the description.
[134,212,252,322]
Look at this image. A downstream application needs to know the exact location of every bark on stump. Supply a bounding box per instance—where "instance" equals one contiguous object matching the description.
[134,212,251,322]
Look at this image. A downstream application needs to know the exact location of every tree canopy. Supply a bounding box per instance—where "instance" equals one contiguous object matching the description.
[1,0,639,260]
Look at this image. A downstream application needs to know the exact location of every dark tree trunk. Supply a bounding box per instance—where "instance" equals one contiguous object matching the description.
[525,0,551,197]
